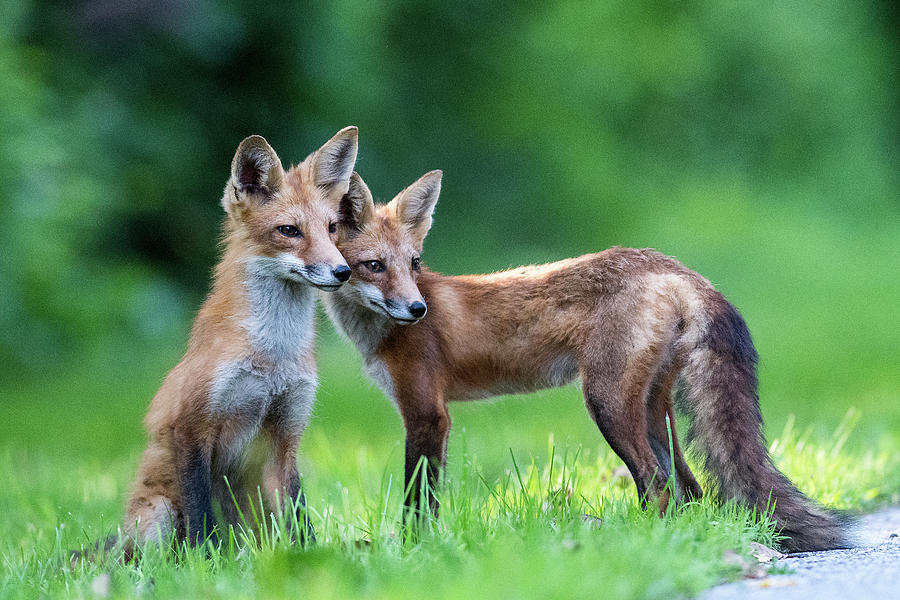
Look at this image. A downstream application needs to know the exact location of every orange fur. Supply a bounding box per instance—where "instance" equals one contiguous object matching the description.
[322,171,849,551]
[121,128,359,555]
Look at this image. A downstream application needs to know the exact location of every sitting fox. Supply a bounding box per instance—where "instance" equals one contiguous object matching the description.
[322,170,849,552]
[119,127,359,555]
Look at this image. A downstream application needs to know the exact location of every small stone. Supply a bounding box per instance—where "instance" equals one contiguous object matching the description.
[722,549,749,570]
[750,542,785,563]
[723,549,775,579]
[91,573,111,598]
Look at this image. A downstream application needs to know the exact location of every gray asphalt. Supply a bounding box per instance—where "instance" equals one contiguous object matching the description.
[704,508,900,599]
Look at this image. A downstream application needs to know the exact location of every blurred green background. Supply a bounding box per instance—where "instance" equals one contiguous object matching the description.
[1,0,897,491]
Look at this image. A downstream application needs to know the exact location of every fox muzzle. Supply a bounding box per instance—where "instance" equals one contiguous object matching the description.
[381,297,427,324]
[408,301,427,319]
[332,265,352,282]
[293,263,351,290]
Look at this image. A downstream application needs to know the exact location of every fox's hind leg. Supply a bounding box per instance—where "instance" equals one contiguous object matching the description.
[124,439,183,556]
[645,359,703,502]
[580,346,671,512]
[125,494,179,549]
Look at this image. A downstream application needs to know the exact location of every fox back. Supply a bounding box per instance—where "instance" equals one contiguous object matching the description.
[322,170,849,553]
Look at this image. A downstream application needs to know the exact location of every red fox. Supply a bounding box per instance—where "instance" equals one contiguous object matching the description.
[120,127,359,555]
[322,170,849,552]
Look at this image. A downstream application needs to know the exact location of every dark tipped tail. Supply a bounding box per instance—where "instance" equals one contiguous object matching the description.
[677,298,850,552]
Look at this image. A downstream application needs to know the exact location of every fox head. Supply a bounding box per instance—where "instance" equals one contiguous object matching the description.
[335,170,442,324]
[221,127,358,290]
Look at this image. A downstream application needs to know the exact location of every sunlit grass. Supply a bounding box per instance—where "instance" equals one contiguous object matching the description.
[2,423,898,598]
[1,443,774,600]
[0,340,897,599]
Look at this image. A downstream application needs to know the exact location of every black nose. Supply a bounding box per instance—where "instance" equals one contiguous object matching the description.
[408,301,427,319]
[332,265,351,282]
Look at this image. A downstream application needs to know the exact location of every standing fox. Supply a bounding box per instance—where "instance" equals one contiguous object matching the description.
[322,170,849,552]
[121,127,359,554]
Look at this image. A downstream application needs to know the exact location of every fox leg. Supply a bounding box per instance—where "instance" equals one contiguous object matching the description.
[124,439,182,555]
[262,430,315,545]
[172,426,217,546]
[401,397,451,520]
[125,494,178,548]
[211,463,247,529]
[645,362,703,501]
[580,351,671,512]
[124,488,178,559]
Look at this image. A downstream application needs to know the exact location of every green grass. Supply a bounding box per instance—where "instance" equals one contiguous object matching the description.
[1,328,898,600]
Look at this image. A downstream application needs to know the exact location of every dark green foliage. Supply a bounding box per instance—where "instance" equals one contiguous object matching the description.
[0,1,897,422]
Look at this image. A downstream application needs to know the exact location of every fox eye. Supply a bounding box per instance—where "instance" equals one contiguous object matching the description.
[328,222,337,234]
[364,260,386,273]
[277,225,302,238]
[411,257,421,271]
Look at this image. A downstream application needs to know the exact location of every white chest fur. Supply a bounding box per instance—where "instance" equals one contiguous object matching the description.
[209,266,319,464]
[321,288,399,409]
[242,263,317,362]
[321,286,391,358]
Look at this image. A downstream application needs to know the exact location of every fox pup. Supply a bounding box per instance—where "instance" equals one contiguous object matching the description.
[122,127,359,554]
[322,170,849,552]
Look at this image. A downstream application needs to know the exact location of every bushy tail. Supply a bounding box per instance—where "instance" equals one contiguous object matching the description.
[677,298,850,552]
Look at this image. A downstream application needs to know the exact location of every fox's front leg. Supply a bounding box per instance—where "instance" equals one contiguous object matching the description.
[263,430,315,545]
[401,399,451,520]
[172,426,217,546]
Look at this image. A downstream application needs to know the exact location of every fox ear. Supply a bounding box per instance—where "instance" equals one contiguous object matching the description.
[311,126,358,194]
[225,135,284,213]
[339,172,375,232]
[393,170,442,244]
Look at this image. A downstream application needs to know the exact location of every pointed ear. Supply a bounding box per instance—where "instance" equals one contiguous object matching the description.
[339,172,375,232]
[311,126,358,194]
[392,170,442,244]
[225,135,284,213]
